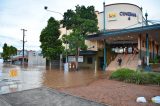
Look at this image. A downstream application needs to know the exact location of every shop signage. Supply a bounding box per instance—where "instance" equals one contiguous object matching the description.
[119,12,136,17]
[68,56,83,62]
[108,12,117,21]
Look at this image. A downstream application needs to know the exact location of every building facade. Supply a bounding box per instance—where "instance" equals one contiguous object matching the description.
[86,3,143,52]
[60,3,160,71]
[86,3,160,71]
[12,50,46,66]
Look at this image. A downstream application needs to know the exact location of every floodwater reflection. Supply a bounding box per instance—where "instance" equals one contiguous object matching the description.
[0,64,108,94]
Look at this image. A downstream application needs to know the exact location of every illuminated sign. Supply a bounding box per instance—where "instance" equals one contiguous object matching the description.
[108,12,117,21]
[119,12,136,17]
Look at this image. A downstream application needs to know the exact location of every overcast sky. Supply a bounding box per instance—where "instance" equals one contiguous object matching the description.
[0,0,160,52]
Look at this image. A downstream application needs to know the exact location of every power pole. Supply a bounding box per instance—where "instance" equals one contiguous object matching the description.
[21,29,27,66]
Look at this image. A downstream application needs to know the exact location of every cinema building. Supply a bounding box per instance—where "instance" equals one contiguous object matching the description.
[62,3,160,71]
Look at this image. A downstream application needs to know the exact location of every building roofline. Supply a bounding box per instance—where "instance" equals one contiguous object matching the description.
[104,3,142,11]
[97,3,142,14]
[86,24,160,42]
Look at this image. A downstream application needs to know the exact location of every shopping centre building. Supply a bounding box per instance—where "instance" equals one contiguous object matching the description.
[62,3,160,71]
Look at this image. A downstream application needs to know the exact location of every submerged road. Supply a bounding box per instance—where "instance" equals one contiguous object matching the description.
[0,64,107,94]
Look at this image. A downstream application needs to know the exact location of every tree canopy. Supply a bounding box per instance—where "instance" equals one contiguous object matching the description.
[62,30,87,55]
[61,5,98,70]
[61,5,98,52]
[61,5,98,35]
[2,43,17,62]
[40,17,64,60]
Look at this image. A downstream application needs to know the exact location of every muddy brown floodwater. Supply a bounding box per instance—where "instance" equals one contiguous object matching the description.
[42,68,108,89]
[1,64,160,106]
[0,64,108,94]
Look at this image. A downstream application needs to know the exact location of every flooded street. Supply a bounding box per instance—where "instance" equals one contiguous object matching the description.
[0,63,108,94]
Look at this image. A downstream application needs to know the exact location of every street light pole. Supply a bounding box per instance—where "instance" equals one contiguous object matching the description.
[44,6,68,70]
[103,2,107,71]
[44,6,63,16]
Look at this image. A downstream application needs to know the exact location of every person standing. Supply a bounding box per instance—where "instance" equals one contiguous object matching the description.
[117,57,122,66]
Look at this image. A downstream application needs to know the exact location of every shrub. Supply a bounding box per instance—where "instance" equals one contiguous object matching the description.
[110,68,160,85]
[148,72,160,85]
[110,68,134,81]
[155,75,160,85]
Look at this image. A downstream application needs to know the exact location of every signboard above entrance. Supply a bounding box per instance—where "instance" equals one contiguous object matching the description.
[68,56,83,62]
[119,12,137,17]
[108,11,137,21]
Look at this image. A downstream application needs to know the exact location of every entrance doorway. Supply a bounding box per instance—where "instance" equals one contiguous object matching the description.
[99,57,104,70]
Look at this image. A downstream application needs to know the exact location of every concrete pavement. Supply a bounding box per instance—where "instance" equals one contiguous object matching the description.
[0,87,108,106]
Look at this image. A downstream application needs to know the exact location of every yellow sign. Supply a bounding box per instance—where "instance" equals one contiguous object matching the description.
[9,69,18,77]
[108,12,116,18]
[108,12,117,21]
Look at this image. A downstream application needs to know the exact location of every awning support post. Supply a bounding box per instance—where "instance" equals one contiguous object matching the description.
[103,2,107,71]
[146,33,149,66]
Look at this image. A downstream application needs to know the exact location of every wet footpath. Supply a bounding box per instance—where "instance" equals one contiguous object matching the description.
[0,87,108,106]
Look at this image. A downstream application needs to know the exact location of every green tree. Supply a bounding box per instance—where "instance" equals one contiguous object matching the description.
[2,43,17,62]
[2,43,9,62]
[9,46,17,56]
[61,5,98,70]
[61,5,98,34]
[40,17,64,67]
